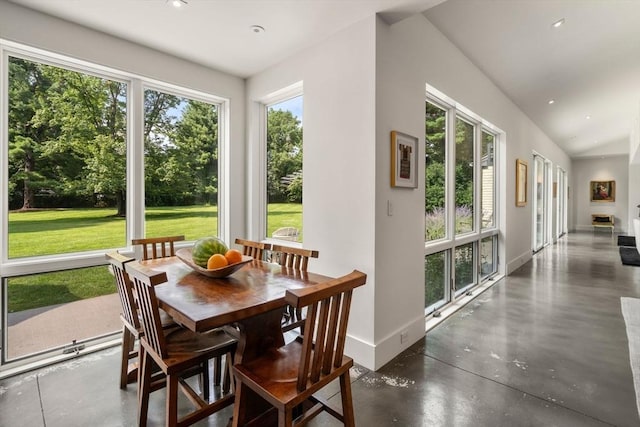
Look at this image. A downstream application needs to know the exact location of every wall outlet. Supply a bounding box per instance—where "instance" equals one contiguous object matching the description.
[400,330,408,344]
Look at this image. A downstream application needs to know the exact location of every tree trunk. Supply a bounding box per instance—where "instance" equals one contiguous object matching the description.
[116,190,126,217]
[21,155,35,210]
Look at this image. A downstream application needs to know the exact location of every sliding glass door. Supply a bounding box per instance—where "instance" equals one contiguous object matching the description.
[533,154,553,252]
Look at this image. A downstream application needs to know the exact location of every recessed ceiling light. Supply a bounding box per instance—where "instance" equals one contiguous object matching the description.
[167,0,187,8]
[548,99,555,105]
[250,25,265,34]
[551,18,565,29]
[586,115,591,120]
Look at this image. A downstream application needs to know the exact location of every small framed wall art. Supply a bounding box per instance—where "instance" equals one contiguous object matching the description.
[515,158,528,207]
[390,131,418,188]
[590,180,615,202]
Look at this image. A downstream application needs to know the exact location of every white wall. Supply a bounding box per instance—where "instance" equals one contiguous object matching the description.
[246,17,378,368]
[248,12,574,371]
[571,156,629,233]
[2,1,578,371]
[372,13,573,368]
[0,1,247,243]
[629,163,640,231]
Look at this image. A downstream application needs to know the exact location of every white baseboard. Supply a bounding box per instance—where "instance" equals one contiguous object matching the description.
[507,250,531,275]
[345,314,425,371]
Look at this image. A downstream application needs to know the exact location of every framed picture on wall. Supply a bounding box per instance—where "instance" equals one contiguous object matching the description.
[515,158,528,207]
[590,180,615,202]
[390,131,418,188]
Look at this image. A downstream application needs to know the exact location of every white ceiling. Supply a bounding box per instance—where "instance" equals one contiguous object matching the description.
[8,0,640,158]
[424,0,640,158]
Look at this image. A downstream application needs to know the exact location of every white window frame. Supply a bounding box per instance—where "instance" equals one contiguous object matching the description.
[0,39,229,371]
[255,81,303,244]
[424,85,503,317]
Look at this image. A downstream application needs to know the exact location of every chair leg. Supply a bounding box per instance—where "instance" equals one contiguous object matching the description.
[166,374,179,427]
[231,382,247,427]
[214,356,222,386]
[138,346,151,427]
[339,371,355,427]
[222,352,233,394]
[120,325,133,389]
[280,407,292,427]
[202,361,210,401]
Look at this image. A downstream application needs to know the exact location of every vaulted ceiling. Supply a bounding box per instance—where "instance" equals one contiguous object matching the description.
[8,0,640,159]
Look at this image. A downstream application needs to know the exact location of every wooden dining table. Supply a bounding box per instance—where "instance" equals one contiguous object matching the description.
[139,255,332,426]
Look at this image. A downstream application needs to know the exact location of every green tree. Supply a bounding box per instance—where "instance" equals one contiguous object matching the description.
[39,66,128,215]
[425,101,446,214]
[7,58,60,210]
[267,109,302,203]
[172,100,219,205]
[143,90,182,206]
[454,118,474,209]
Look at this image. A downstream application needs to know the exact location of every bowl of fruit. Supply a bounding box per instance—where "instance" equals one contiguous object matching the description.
[176,237,252,278]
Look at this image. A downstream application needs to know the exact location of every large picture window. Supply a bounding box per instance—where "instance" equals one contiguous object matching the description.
[7,56,127,258]
[425,102,447,242]
[265,94,303,242]
[424,89,500,317]
[1,45,228,368]
[143,88,220,239]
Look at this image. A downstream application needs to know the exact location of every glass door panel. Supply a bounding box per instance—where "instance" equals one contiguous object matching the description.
[533,155,545,252]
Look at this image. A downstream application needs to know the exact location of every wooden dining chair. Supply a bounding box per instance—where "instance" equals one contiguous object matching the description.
[231,270,367,427]
[235,238,272,261]
[271,244,319,271]
[106,251,142,389]
[125,261,237,427]
[131,235,185,260]
[132,236,236,390]
[271,244,319,334]
[106,251,180,390]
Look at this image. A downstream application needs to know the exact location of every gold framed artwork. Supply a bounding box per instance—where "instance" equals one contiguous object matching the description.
[590,180,615,202]
[390,131,418,188]
[515,158,527,207]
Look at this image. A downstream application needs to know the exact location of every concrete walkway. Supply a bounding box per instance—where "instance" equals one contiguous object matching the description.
[7,293,121,359]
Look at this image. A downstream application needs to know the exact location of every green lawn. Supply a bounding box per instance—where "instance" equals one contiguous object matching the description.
[8,203,302,312]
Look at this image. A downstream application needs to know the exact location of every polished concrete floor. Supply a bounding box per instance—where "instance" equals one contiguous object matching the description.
[1,231,639,426]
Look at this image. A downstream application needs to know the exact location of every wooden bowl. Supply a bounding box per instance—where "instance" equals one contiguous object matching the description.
[175,247,252,278]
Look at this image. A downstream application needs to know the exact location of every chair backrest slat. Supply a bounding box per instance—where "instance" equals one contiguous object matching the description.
[298,301,318,391]
[309,298,331,383]
[334,291,353,366]
[235,238,272,261]
[132,235,185,261]
[286,270,366,392]
[271,244,319,272]
[125,262,169,358]
[322,293,342,374]
[106,252,139,329]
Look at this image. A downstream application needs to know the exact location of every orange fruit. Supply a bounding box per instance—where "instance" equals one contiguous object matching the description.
[207,253,229,269]
[225,249,243,265]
